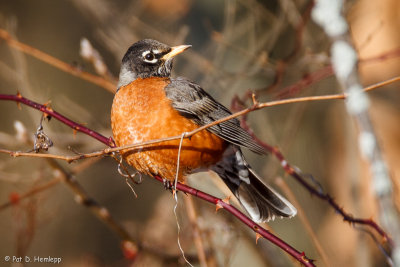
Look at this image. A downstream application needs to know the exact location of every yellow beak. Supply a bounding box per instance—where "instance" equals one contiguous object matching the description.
[162,44,191,60]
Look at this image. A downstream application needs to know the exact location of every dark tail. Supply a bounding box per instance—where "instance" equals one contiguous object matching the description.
[211,146,297,222]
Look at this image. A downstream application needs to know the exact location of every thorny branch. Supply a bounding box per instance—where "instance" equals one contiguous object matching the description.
[312,1,400,264]
[1,76,398,161]
[0,74,398,265]
[0,25,399,265]
[237,115,393,246]
[154,175,315,266]
[0,98,320,266]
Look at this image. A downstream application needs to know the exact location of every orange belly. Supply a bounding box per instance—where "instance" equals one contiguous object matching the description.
[111,77,227,182]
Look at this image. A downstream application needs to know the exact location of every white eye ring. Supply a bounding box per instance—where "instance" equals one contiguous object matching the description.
[142,50,158,64]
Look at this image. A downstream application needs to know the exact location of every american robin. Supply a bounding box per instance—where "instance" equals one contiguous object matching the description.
[111,39,296,222]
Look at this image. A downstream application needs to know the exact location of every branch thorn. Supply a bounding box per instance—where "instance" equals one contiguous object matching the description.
[255,233,262,244]
[251,92,259,106]
[215,202,223,212]
[222,195,231,204]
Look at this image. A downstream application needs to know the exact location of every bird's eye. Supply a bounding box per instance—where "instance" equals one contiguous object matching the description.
[142,51,158,63]
[145,53,154,61]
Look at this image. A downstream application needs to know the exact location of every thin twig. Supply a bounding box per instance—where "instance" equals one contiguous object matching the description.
[275,177,330,267]
[156,175,315,266]
[313,2,400,263]
[184,195,208,267]
[0,93,113,146]
[0,177,61,211]
[0,80,397,244]
[45,158,136,247]
[0,28,116,93]
[1,76,399,162]
[1,76,398,266]
[255,1,314,95]
[239,116,393,246]
[0,98,317,266]
[360,47,400,65]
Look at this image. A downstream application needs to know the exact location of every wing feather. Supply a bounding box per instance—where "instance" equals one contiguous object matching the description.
[165,77,266,154]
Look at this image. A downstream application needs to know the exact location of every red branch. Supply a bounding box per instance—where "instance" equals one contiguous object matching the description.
[235,113,393,247]
[0,93,114,146]
[155,176,315,266]
[0,93,315,266]
[360,47,400,64]
[276,65,334,99]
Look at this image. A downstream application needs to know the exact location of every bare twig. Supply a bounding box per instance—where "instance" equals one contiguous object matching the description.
[312,1,400,264]
[254,1,314,95]
[0,177,61,211]
[238,114,393,246]
[276,177,331,267]
[0,93,113,147]
[360,47,400,65]
[0,98,320,266]
[1,75,398,266]
[1,75,398,162]
[158,175,315,266]
[184,195,208,267]
[0,28,116,93]
[45,158,137,254]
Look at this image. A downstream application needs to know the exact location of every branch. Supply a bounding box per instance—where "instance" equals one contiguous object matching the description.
[1,76,397,265]
[155,175,315,266]
[360,47,400,65]
[0,100,316,266]
[312,1,400,264]
[0,28,116,93]
[235,113,393,246]
[0,89,365,162]
[45,158,137,258]
[255,1,315,95]
[0,153,138,259]
[276,58,400,99]
[1,75,398,161]
[0,93,113,147]
[183,195,208,267]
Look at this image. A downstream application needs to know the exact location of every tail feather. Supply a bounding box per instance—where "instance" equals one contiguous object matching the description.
[212,146,297,222]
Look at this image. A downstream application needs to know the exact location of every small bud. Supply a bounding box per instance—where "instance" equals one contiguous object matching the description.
[9,192,20,205]
[122,240,138,260]
[14,121,27,142]
[99,207,110,219]
[80,38,93,59]
[80,38,108,75]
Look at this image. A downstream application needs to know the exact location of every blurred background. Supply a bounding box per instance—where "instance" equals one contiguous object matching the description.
[0,0,399,266]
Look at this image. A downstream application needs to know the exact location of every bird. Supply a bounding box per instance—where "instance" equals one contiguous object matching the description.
[111,39,297,222]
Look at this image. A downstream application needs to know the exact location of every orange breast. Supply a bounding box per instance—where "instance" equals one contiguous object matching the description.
[111,77,227,182]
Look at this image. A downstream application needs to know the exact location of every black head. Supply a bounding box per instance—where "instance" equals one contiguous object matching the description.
[117,39,191,88]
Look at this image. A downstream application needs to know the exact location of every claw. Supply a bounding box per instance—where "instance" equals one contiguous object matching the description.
[162,178,175,193]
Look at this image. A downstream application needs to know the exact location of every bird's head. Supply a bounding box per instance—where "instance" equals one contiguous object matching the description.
[118,39,191,88]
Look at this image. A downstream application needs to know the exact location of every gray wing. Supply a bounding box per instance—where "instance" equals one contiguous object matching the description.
[165,77,266,154]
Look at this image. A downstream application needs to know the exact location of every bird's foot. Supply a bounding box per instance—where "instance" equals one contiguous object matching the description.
[162,178,175,192]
